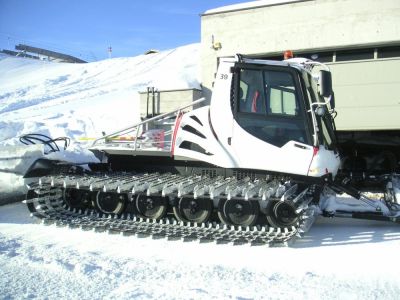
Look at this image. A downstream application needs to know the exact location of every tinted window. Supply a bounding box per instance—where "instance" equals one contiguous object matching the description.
[235,68,309,147]
[238,69,266,114]
[270,87,296,115]
[300,52,333,63]
[378,46,400,59]
[336,49,374,61]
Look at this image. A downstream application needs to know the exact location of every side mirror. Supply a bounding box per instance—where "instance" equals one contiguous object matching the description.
[319,70,332,97]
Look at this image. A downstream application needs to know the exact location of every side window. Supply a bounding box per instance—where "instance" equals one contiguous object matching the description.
[266,71,298,116]
[269,87,297,115]
[239,81,248,109]
[238,69,298,116]
[238,69,266,114]
[234,67,309,147]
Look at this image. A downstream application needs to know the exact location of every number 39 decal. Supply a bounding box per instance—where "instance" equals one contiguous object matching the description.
[220,74,228,80]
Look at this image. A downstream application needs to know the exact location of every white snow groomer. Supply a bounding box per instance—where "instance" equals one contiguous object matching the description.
[24,56,400,245]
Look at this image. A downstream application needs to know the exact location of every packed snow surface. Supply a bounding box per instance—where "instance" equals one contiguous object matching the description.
[1,202,400,299]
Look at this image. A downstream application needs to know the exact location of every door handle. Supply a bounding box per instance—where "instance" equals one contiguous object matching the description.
[294,143,307,149]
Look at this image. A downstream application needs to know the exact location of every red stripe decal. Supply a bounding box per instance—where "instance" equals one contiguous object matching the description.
[171,112,184,157]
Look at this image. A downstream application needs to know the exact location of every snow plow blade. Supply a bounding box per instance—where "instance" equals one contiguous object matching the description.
[23,158,60,178]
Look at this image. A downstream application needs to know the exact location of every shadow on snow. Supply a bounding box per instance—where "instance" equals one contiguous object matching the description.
[292,216,400,248]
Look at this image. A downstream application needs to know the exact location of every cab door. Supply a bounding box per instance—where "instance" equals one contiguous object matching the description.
[230,64,316,176]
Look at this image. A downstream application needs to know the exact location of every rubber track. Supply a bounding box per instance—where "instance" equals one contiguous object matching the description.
[24,174,316,246]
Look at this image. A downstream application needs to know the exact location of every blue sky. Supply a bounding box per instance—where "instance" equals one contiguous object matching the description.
[0,0,247,61]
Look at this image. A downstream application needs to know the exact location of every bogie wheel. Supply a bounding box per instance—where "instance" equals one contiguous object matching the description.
[173,197,213,223]
[266,200,299,227]
[64,188,94,209]
[96,192,127,214]
[218,199,259,227]
[135,194,167,220]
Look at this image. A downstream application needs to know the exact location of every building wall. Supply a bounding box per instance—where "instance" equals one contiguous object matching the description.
[200,0,400,130]
[139,88,203,119]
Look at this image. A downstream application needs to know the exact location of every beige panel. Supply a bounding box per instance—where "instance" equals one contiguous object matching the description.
[329,59,400,130]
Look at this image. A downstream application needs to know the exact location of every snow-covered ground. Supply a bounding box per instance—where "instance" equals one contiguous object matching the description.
[1,201,399,299]
[1,44,400,299]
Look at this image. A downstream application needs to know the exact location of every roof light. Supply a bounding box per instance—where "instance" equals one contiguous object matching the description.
[284,50,294,60]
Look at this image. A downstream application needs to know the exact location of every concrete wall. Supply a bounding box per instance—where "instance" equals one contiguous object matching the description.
[200,0,400,130]
[139,88,203,119]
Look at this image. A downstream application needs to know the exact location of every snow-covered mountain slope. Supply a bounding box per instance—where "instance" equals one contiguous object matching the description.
[0,44,200,145]
[0,44,200,200]
[1,201,399,299]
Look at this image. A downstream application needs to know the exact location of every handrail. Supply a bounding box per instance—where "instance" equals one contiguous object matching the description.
[91,97,206,147]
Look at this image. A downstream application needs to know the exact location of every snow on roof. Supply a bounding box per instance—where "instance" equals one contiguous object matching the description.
[203,0,305,15]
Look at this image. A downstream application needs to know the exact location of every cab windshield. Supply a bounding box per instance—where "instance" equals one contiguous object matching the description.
[303,72,337,149]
